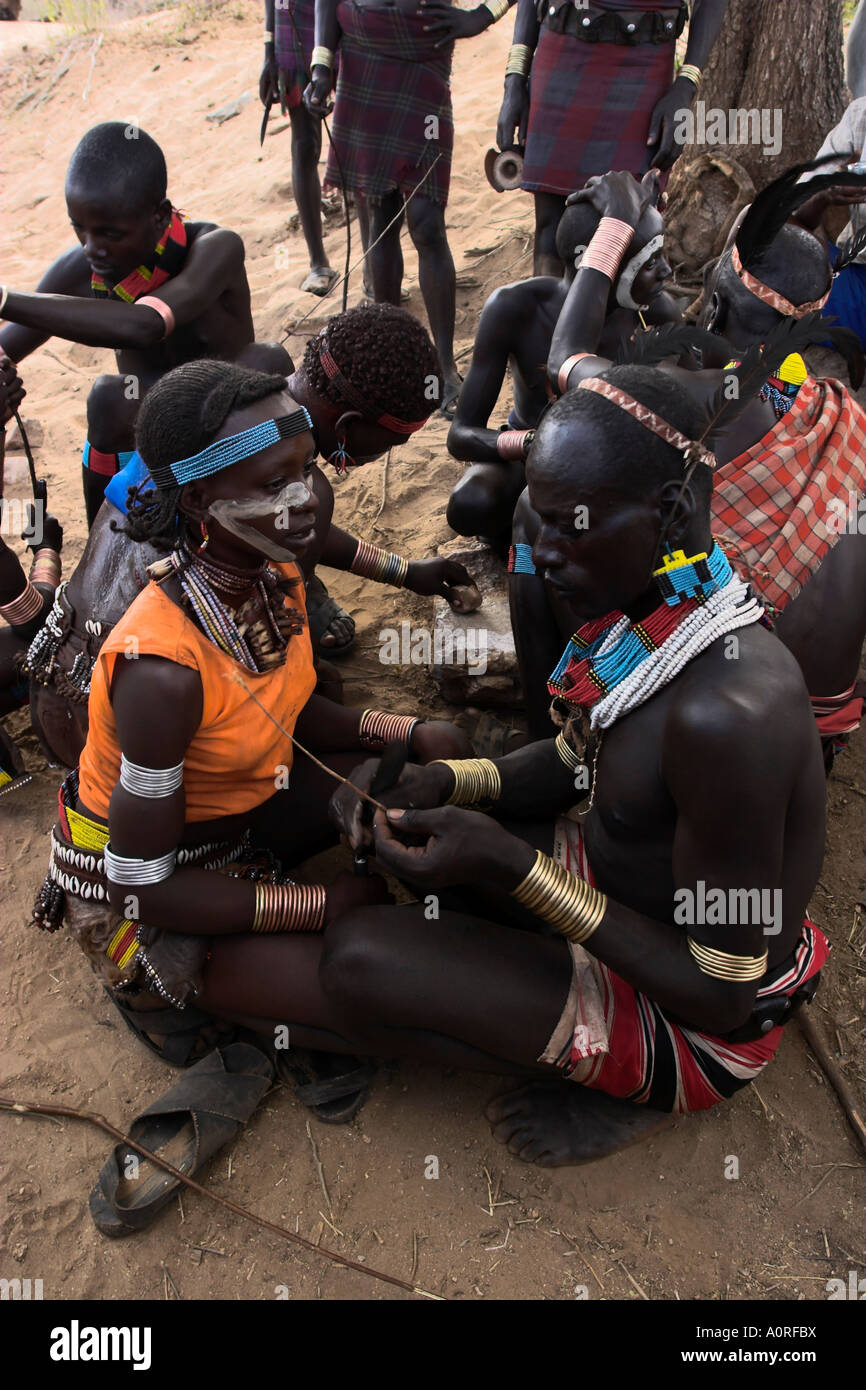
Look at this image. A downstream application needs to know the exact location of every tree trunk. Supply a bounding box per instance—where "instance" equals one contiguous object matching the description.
[665,0,846,286]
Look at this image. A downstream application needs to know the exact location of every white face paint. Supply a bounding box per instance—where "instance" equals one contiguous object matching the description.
[207,480,314,562]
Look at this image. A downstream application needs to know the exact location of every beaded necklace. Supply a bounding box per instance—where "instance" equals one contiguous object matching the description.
[549,556,763,734]
[147,544,305,673]
[549,547,764,807]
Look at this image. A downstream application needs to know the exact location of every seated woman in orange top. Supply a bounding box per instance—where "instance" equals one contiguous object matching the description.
[34,359,467,1099]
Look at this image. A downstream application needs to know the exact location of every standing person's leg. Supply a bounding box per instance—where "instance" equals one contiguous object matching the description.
[405,192,459,411]
[533,192,566,277]
[290,104,337,296]
[366,190,405,304]
[355,194,376,297]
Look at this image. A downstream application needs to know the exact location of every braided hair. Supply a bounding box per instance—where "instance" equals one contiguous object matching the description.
[302,303,441,422]
[121,360,289,551]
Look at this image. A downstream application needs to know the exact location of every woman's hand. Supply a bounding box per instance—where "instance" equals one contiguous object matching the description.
[372,805,535,892]
[405,555,473,600]
[324,869,394,926]
[419,0,490,46]
[329,757,454,851]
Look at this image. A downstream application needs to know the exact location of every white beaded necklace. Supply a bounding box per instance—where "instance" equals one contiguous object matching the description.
[590,574,763,731]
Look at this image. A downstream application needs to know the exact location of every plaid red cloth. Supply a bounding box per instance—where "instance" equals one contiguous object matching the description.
[522,1,676,196]
[711,376,866,614]
[274,0,315,110]
[324,1,453,206]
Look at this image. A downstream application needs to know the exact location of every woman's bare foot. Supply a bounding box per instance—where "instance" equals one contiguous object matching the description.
[486,1082,674,1166]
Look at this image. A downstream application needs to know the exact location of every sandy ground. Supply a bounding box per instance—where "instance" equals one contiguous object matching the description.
[1,2,864,1303]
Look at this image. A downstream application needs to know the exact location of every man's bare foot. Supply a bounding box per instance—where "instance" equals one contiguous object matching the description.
[486,1082,674,1166]
[301,266,339,297]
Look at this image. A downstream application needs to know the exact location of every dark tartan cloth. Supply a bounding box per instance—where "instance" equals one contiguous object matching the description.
[522,0,677,196]
[275,0,317,110]
[324,1,453,205]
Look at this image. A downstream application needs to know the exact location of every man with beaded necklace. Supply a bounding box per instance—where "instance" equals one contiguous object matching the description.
[319,364,829,1163]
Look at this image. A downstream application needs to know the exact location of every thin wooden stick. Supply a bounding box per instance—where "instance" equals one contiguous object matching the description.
[797,1011,866,1156]
[793,1164,839,1208]
[0,1096,444,1299]
[305,1118,335,1226]
[224,669,386,814]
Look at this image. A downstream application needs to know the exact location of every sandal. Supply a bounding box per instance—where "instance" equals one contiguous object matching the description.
[88,1042,274,1237]
[273,1047,376,1124]
[306,574,356,657]
[108,986,238,1068]
[300,266,339,297]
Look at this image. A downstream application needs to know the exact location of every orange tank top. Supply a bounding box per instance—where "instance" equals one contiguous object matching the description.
[79,563,316,822]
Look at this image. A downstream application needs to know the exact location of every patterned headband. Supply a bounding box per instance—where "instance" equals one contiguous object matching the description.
[149,410,314,489]
[318,343,429,436]
[730,244,830,319]
[576,378,716,470]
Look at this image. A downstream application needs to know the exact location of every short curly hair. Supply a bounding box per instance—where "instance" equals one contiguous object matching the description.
[302,303,442,423]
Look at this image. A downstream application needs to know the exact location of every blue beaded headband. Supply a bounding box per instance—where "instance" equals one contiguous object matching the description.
[148,409,314,489]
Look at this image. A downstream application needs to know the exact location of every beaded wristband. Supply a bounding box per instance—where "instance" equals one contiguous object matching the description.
[557,351,594,395]
[137,294,175,340]
[505,42,531,76]
[687,936,767,982]
[580,217,635,282]
[678,63,702,88]
[512,848,607,944]
[432,757,502,807]
[311,45,334,69]
[29,547,61,588]
[252,882,327,932]
[350,538,410,588]
[359,709,420,751]
[484,0,512,20]
[0,579,44,627]
[496,429,533,460]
